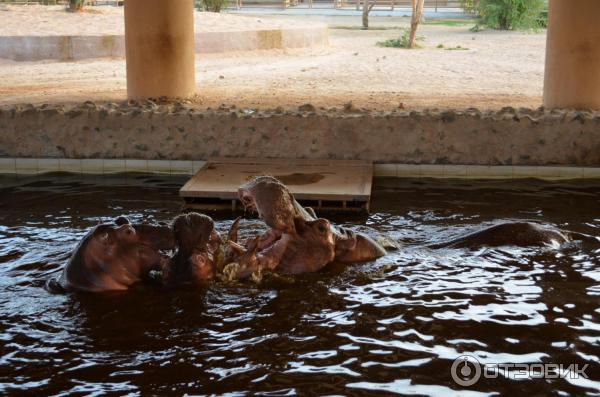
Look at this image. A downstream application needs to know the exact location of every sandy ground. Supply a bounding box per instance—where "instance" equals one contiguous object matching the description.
[0,6,546,110]
[0,5,322,34]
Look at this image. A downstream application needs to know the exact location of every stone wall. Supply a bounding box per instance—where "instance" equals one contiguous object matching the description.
[1,102,599,166]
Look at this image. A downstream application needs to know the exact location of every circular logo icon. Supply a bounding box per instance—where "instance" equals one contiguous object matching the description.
[451,355,482,387]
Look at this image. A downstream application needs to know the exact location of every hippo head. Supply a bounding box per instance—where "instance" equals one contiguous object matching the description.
[332,226,387,263]
[239,176,298,234]
[167,212,220,283]
[112,216,175,251]
[76,217,174,270]
[61,217,175,292]
[230,215,336,277]
[283,216,336,273]
[238,175,386,264]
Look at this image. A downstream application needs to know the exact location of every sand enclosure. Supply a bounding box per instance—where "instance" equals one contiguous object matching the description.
[0,5,328,61]
[0,6,546,109]
[0,5,322,35]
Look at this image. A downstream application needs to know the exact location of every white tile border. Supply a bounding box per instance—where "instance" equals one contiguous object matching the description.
[0,159,599,181]
[380,163,600,180]
[37,158,60,173]
[170,160,194,175]
[0,158,16,174]
[15,158,38,174]
[59,159,82,173]
[102,159,126,174]
[374,164,396,177]
[147,160,172,174]
[125,159,148,173]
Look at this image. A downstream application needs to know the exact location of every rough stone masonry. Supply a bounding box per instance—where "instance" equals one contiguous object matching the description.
[1,101,599,166]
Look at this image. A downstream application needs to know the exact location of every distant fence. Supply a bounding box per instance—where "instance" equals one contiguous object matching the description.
[0,0,123,5]
[0,0,67,3]
[231,0,463,10]
[0,0,462,10]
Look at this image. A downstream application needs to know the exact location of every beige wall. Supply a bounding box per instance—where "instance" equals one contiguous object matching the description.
[124,0,196,99]
[0,27,328,62]
[543,0,600,109]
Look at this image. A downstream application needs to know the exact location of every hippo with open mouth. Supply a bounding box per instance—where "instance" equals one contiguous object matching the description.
[226,176,386,278]
[46,217,175,293]
[225,215,337,279]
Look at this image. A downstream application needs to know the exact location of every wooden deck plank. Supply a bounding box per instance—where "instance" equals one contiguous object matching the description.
[180,158,373,205]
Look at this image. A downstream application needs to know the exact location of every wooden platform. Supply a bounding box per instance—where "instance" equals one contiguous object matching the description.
[180,158,373,212]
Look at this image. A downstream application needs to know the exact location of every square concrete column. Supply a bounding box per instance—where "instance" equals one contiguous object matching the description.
[543,0,600,109]
[124,0,196,100]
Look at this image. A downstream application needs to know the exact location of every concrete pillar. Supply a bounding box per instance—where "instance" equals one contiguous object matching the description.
[543,0,600,109]
[124,0,196,100]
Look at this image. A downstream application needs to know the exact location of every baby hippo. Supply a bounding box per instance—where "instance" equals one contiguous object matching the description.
[162,212,222,287]
[46,216,175,293]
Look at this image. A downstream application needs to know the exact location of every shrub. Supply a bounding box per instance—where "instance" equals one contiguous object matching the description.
[459,0,480,14]
[377,38,405,48]
[536,9,548,28]
[376,29,424,49]
[196,0,229,12]
[462,0,547,30]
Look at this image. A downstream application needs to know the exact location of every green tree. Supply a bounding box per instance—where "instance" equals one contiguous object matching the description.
[459,0,480,14]
[462,0,547,30]
[196,0,229,12]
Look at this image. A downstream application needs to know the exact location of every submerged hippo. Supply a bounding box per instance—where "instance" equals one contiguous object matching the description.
[227,176,386,278]
[430,222,570,249]
[162,212,222,287]
[46,217,175,293]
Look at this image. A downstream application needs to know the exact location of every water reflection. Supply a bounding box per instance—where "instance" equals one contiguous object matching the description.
[0,175,599,395]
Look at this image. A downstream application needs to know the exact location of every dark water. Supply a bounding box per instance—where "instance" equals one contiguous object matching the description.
[1,174,599,396]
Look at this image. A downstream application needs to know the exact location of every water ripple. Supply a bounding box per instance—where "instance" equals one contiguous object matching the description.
[0,175,599,395]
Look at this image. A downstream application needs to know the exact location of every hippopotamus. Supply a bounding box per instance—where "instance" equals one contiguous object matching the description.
[430,222,570,249]
[228,176,386,278]
[226,215,337,278]
[46,216,175,293]
[239,176,386,262]
[162,212,222,286]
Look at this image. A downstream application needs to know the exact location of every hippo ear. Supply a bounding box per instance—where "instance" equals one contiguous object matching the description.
[115,216,130,226]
